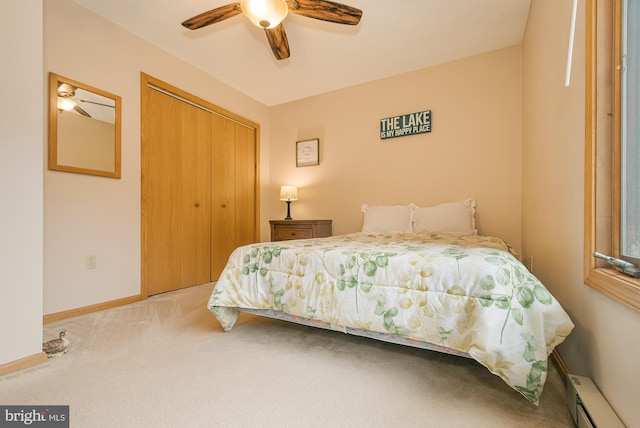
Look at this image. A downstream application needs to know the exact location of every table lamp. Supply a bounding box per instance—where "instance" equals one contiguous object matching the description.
[279,185,298,220]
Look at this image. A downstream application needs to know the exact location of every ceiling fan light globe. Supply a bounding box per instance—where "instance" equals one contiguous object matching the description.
[57,98,76,111]
[240,0,288,29]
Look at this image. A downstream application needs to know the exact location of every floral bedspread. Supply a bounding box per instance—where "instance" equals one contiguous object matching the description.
[208,233,574,404]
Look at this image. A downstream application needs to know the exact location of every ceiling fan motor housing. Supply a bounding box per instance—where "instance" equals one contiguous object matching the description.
[240,0,288,29]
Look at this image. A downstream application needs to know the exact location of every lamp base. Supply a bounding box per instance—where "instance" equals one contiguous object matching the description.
[284,201,292,220]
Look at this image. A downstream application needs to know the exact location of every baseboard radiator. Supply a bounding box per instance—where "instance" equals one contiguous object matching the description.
[567,374,625,427]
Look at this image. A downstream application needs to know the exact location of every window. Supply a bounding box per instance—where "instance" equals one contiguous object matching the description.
[621,0,640,265]
[585,0,640,312]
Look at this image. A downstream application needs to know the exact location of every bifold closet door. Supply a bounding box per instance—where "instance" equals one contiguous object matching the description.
[144,88,211,295]
[180,103,212,288]
[233,122,257,248]
[210,115,235,281]
[142,73,259,295]
[145,89,181,295]
[210,115,257,281]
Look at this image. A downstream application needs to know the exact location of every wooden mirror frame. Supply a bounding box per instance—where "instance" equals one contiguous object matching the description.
[48,73,122,178]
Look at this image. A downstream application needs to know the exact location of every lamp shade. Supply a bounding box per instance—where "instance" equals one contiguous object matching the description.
[240,0,288,29]
[279,185,298,201]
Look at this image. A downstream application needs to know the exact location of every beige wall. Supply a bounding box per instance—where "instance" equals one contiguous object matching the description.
[43,0,270,314]
[523,1,640,427]
[0,0,44,365]
[268,46,523,251]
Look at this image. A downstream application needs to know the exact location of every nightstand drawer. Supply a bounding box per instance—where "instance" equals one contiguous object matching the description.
[269,220,332,242]
[275,228,313,241]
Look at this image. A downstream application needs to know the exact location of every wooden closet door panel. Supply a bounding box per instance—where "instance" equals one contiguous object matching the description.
[210,115,236,280]
[181,104,212,287]
[234,123,257,247]
[144,89,183,295]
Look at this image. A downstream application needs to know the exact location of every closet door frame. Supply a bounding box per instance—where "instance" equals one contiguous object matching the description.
[140,73,260,297]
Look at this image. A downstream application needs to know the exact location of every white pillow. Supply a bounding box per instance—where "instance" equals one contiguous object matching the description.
[413,199,477,235]
[361,204,415,233]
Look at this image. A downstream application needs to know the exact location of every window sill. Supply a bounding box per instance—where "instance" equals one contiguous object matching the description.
[585,267,640,312]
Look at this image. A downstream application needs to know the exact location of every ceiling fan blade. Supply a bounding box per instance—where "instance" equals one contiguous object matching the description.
[78,99,115,108]
[265,23,290,60]
[73,105,91,118]
[287,0,362,25]
[181,3,242,30]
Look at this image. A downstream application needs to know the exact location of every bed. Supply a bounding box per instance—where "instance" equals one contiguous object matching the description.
[207,200,574,404]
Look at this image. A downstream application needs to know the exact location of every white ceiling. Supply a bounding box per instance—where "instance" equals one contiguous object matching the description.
[72,0,531,106]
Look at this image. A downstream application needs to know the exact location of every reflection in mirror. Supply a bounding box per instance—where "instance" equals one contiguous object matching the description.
[48,73,121,178]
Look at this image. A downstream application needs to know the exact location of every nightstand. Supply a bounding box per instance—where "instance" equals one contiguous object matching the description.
[269,220,332,242]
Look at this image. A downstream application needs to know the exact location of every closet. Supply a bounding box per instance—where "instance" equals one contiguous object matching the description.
[141,73,259,296]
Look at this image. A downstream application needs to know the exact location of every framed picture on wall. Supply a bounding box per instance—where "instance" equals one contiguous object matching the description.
[296,138,319,167]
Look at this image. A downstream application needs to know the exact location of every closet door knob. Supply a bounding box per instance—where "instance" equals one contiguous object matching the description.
[194,202,200,208]
[221,204,227,208]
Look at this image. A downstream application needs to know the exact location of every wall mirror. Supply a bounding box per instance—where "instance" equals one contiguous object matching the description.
[48,73,121,178]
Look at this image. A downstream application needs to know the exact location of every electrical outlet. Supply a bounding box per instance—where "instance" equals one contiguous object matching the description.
[86,255,97,270]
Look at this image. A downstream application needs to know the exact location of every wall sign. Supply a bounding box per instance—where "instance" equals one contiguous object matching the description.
[380,110,431,140]
[296,138,319,167]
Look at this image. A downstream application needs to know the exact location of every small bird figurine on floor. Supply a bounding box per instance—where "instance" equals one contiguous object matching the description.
[42,330,69,358]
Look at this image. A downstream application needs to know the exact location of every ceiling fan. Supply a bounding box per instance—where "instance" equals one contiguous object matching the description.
[57,83,114,118]
[181,0,363,60]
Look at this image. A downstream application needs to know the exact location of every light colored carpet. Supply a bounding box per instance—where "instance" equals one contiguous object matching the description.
[1,283,574,428]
